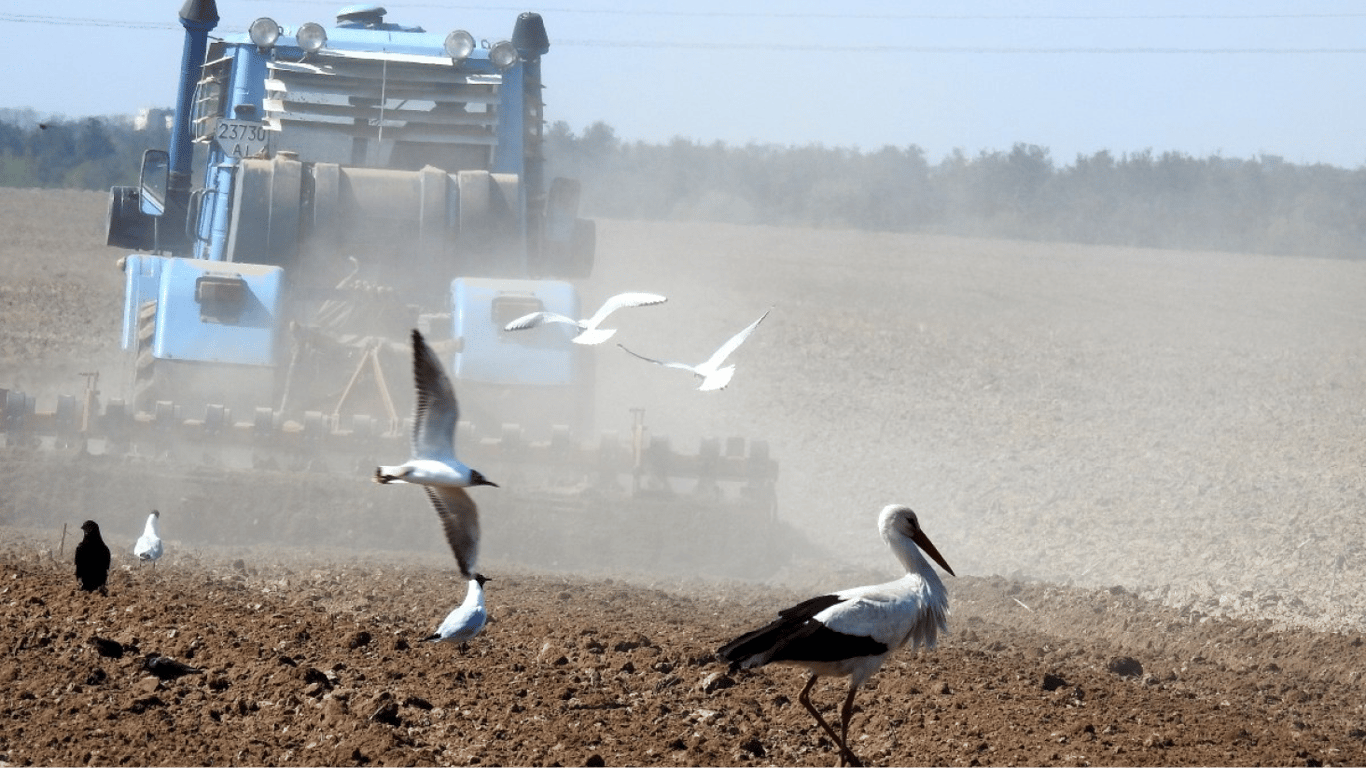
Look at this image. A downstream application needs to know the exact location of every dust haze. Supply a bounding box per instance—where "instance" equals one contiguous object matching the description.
[2,189,1365,635]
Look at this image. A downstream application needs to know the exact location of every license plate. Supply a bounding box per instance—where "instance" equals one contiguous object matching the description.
[214,119,270,158]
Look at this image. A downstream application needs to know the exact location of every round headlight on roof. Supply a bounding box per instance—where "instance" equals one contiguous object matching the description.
[249,17,281,49]
[444,30,475,61]
[489,39,518,69]
[297,22,328,53]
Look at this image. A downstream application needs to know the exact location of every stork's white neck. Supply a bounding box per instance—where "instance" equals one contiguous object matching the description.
[880,512,948,593]
[891,536,946,590]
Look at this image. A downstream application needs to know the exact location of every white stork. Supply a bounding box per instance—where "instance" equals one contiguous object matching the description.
[717,504,954,767]
[503,291,667,345]
[617,307,771,391]
[375,329,498,580]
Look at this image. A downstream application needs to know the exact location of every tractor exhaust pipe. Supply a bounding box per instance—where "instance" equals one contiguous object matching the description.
[168,0,220,232]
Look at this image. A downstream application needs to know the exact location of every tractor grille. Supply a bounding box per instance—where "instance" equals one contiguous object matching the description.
[263,53,503,148]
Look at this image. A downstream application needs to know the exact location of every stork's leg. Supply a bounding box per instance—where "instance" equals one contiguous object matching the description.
[797,674,863,767]
[839,685,860,767]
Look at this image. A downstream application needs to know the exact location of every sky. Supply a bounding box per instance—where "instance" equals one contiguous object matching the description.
[3,0,1364,168]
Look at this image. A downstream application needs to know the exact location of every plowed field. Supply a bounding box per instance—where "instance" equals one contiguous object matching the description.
[2,188,1365,766]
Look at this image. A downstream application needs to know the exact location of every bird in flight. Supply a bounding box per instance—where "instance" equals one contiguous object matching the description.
[717,504,954,767]
[134,510,164,567]
[74,520,111,594]
[618,307,771,391]
[376,329,498,580]
[503,291,667,345]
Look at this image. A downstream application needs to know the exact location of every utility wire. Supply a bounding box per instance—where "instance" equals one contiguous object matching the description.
[234,1,1366,20]
[559,39,1366,53]
[4,11,1364,54]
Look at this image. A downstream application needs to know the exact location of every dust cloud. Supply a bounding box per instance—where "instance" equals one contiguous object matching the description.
[589,217,1366,632]
[4,190,1366,635]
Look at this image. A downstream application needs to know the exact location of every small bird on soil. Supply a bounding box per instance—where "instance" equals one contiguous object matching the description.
[424,573,490,650]
[74,520,111,593]
[717,504,954,767]
[89,635,125,659]
[618,307,771,391]
[375,329,498,580]
[133,509,163,567]
[503,291,667,345]
[143,653,204,680]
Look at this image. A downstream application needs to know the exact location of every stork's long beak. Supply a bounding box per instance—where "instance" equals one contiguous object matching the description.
[912,529,956,577]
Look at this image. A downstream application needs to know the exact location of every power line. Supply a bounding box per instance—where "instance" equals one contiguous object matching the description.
[236,2,1366,21]
[0,12,177,31]
[558,39,1366,54]
[4,11,1364,54]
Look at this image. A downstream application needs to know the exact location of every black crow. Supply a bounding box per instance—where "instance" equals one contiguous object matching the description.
[74,520,111,593]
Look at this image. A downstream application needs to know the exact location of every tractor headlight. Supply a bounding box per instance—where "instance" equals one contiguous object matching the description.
[444,30,475,61]
[297,22,327,53]
[489,40,518,69]
[249,17,281,49]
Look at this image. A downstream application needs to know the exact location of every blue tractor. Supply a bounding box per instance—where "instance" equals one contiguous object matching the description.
[104,1,603,458]
[2,3,781,562]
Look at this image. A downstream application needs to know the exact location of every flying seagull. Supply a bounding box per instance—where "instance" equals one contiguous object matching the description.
[618,307,771,391]
[74,520,111,593]
[424,573,490,650]
[134,510,163,567]
[717,504,954,767]
[503,291,667,345]
[376,329,498,580]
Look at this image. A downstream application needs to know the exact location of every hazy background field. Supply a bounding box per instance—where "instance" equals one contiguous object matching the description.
[2,188,1365,633]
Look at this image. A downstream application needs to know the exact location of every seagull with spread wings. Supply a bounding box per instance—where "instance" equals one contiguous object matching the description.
[375,329,498,580]
[503,291,667,345]
[618,307,771,391]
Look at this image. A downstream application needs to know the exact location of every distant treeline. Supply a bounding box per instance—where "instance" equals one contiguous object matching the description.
[547,122,1365,259]
[3,109,1362,258]
[0,109,172,191]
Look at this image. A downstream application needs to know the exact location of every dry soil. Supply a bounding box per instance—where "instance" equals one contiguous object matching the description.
[1,189,1365,767]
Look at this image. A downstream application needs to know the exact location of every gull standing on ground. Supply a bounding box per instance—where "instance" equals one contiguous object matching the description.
[716,504,955,767]
[375,329,498,580]
[74,520,111,593]
[618,307,771,391]
[134,510,163,568]
[424,573,490,650]
[503,291,667,345]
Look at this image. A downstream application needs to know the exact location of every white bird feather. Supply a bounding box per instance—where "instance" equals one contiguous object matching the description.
[717,504,953,767]
[375,329,498,580]
[424,574,490,647]
[504,291,667,345]
[618,307,771,391]
[133,510,163,566]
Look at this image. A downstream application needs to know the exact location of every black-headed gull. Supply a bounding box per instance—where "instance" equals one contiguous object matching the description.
[717,504,954,767]
[424,573,490,649]
[618,307,771,391]
[134,510,163,567]
[74,520,111,593]
[375,329,498,580]
[503,291,667,345]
